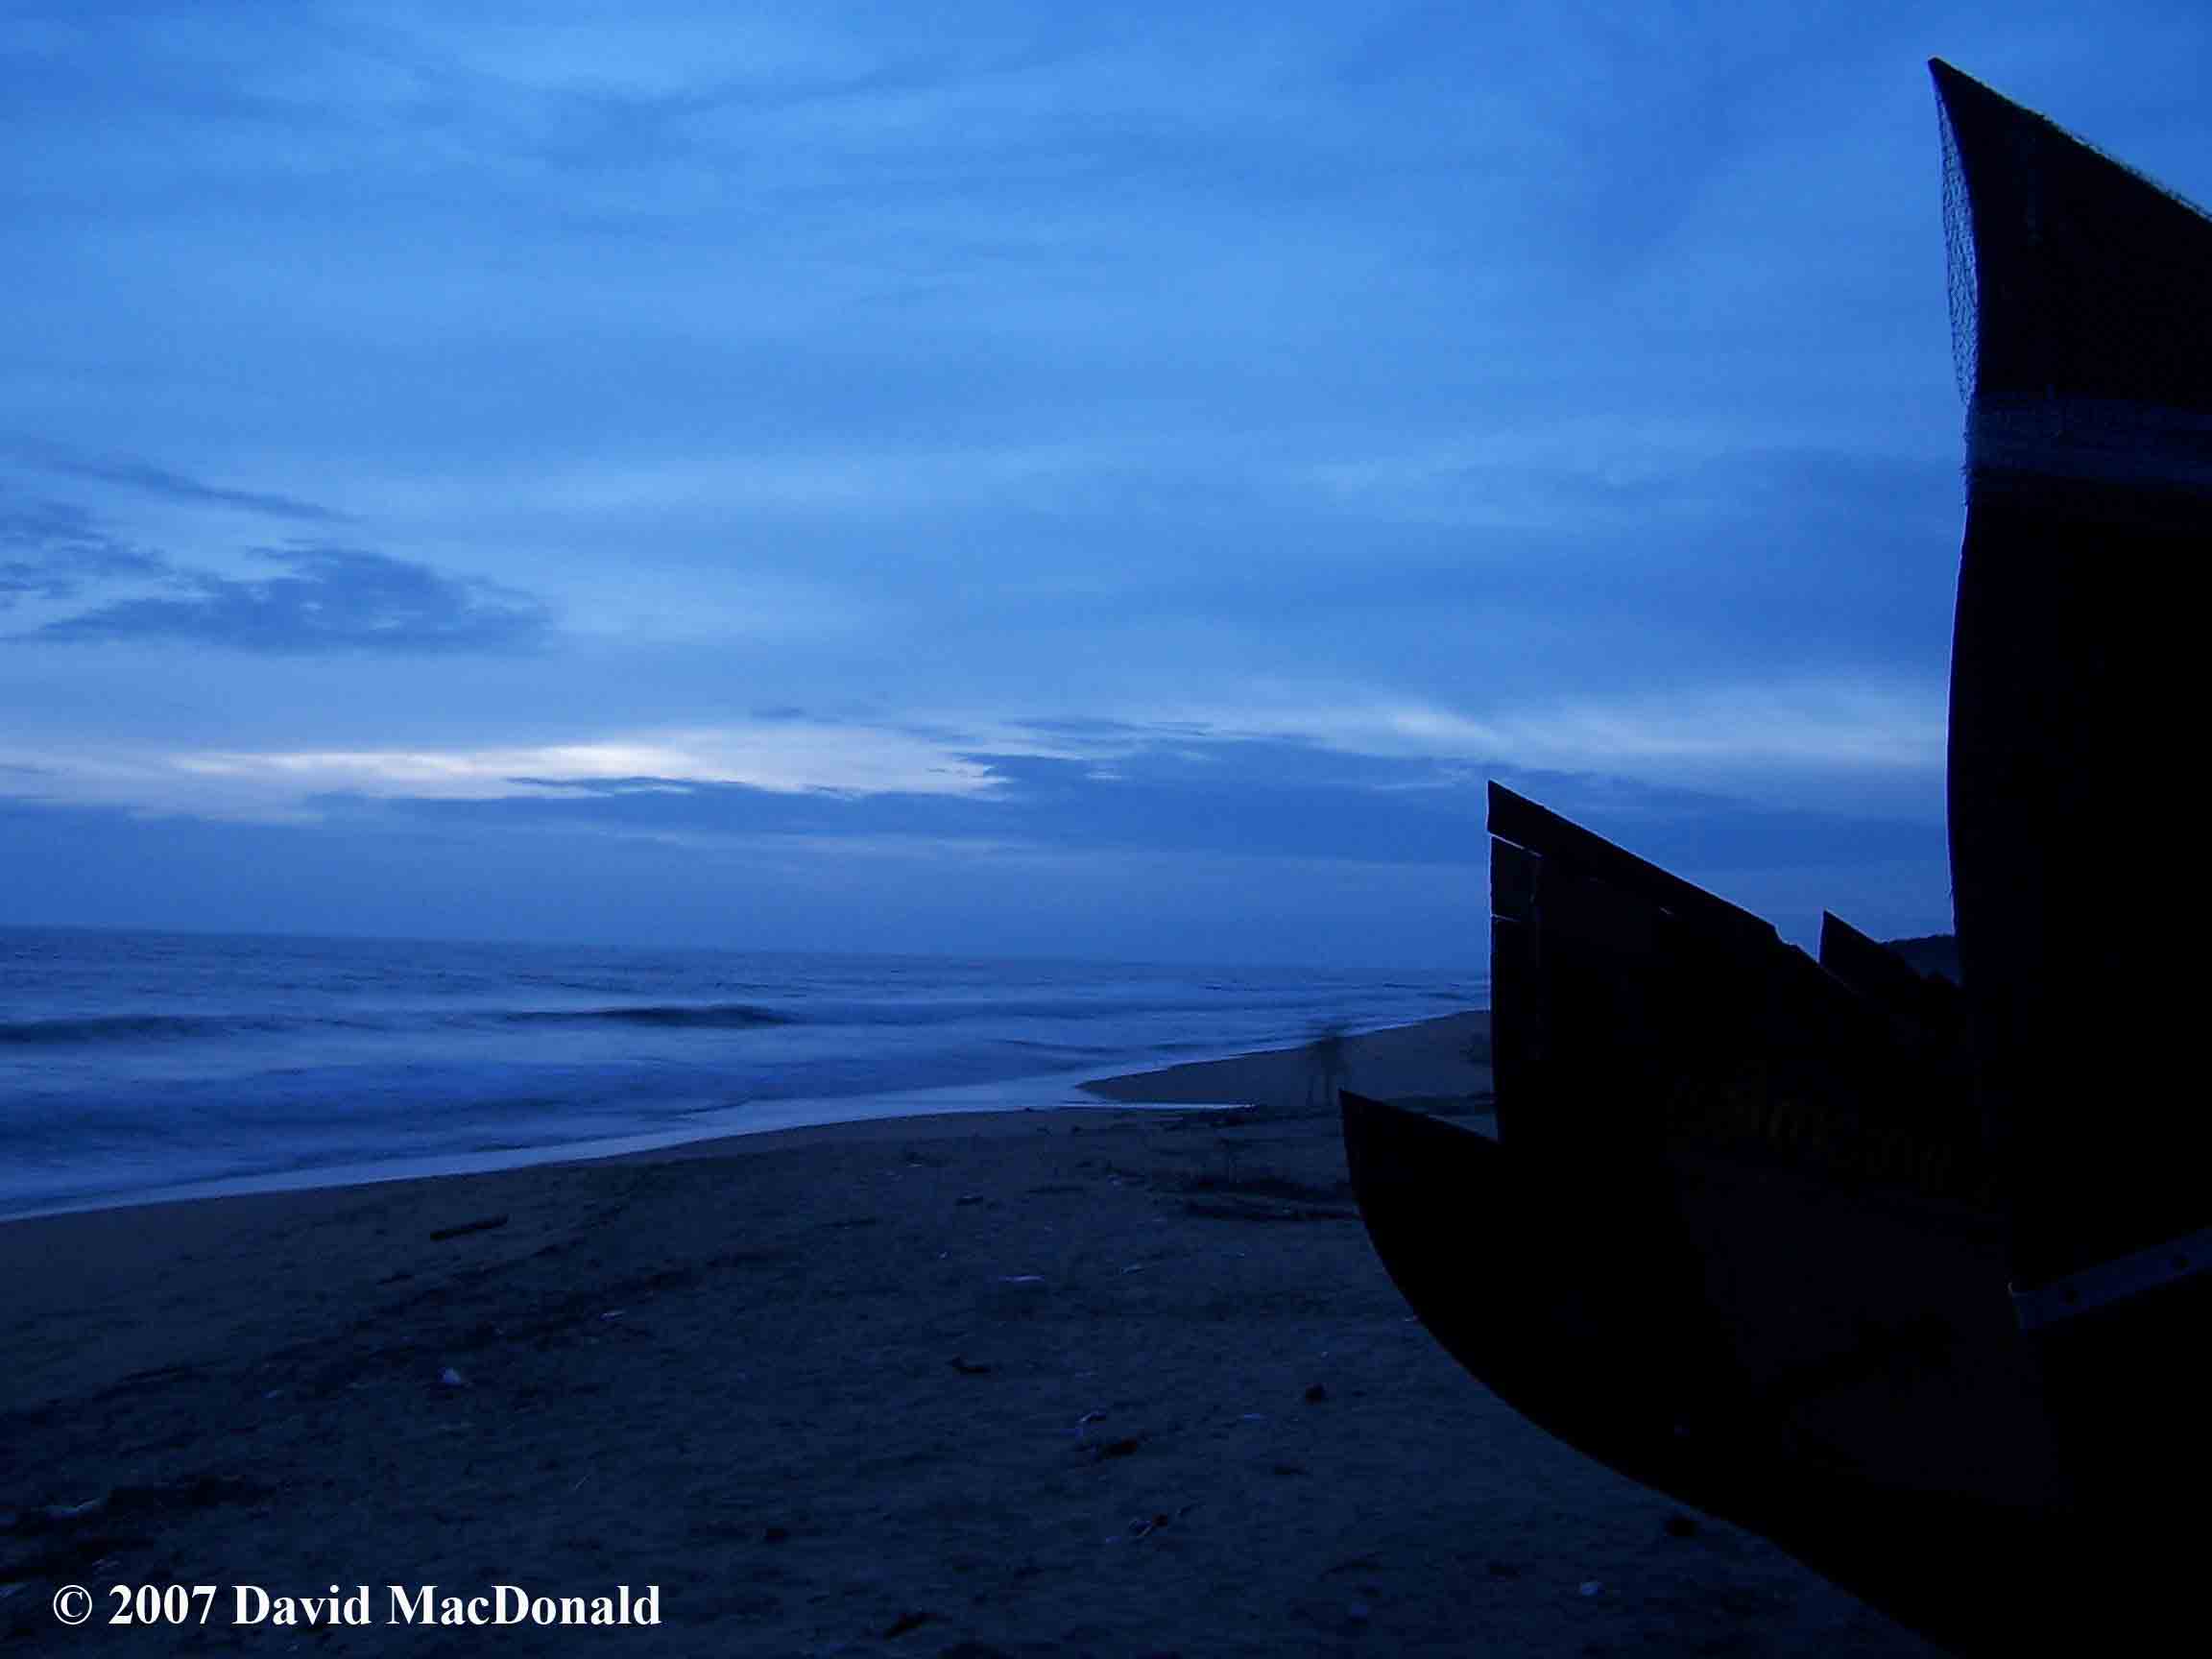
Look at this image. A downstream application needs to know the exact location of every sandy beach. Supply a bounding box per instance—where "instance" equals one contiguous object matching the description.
[2,1013,1937,1655]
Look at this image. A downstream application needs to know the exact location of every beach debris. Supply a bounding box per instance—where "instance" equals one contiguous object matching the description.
[1073,1408,1108,1442]
[11,1476,269,1542]
[949,1357,993,1376]
[1238,1412,1267,1423]
[1181,1197,1356,1223]
[118,1361,203,1387]
[997,1274,1045,1285]
[881,1609,933,1639]
[1127,1502,1198,1541]
[439,1366,468,1388]
[954,1193,985,1206]
[427,1214,508,1242]
[1578,1579,1604,1598]
[1303,1382,1329,1404]
[600,1309,626,1320]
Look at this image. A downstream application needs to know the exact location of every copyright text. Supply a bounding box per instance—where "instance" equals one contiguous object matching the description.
[52,1583,661,1628]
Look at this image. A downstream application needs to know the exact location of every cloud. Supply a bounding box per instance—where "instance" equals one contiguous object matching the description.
[3,486,550,654]
[8,442,347,522]
[2,674,1947,827]
[160,723,996,801]
[1087,679,1948,821]
[271,723,1941,880]
[1,497,167,607]
[0,700,1953,961]
[29,543,552,655]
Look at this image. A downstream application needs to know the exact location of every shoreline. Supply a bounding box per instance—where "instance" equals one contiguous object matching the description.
[2,1011,1489,1228]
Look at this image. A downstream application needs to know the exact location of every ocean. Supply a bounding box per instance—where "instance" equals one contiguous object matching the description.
[0,926,1482,1221]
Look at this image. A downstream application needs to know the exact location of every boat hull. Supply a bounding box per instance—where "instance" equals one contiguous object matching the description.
[1345,783,2080,1652]
[1339,60,2212,1653]
[1935,55,2212,1533]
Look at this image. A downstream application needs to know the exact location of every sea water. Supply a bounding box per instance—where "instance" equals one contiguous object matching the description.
[0,926,1481,1219]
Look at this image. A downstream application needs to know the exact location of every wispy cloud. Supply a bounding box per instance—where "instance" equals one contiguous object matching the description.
[163,724,998,800]
[34,544,552,655]
[1,497,167,606]
[1115,677,1948,790]
[2,491,554,654]
[8,442,347,522]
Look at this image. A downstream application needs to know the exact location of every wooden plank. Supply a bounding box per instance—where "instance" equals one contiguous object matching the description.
[1489,836,1537,923]
[1487,782,1775,949]
[1486,909,1536,1147]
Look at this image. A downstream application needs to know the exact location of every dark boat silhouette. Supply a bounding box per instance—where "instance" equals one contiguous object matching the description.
[1344,60,2210,1654]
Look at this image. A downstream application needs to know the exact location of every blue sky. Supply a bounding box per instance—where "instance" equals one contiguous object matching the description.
[4,1,2206,968]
